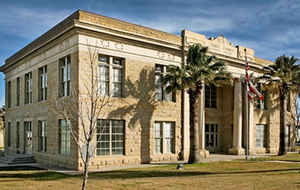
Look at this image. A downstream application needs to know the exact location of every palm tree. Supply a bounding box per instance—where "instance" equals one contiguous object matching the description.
[260,55,300,154]
[162,44,231,163]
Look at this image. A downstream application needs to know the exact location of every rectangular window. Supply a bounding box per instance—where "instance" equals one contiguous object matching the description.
[38,121,47,152]
[59,56,71,97]
[98,55,124,97]
[256,124,267,148]
[256,83,267,110]
[7,81,11,108]
[112,58,123,97]
[98,55,110,96]
[59,120,71,155]
[164,122,175,153]
[205,85,217,108]
[154,122,163,154]
[39,66,47,101]
[154,121,175,154]
[16,77,20,106]
[155,64,175,102]
[96,119,125,156]
[7,122,11,147]
[16,122,20,149]
[25,72,33,104]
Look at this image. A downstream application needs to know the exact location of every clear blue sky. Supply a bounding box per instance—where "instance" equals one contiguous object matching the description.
[0,0,299,106]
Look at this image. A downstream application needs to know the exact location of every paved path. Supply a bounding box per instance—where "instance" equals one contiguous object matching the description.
[199,154,275,162]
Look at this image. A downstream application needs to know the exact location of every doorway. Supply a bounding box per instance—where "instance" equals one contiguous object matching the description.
[205,123,219,153]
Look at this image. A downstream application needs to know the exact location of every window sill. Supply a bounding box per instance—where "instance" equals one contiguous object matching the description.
[153,152,176,155]
[95,154,125,157]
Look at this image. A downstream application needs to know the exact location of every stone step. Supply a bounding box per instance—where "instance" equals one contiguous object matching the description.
[0,154,36,165]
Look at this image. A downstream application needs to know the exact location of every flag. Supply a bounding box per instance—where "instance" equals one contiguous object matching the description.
[244,49,263,100]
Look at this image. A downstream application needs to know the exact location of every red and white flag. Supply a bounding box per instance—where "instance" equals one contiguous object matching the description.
[244,49,263,101]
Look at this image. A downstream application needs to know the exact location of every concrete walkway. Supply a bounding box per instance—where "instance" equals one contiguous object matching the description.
[200,153,276,162]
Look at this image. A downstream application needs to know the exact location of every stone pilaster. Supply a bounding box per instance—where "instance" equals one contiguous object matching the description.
[182,90,190,161]
[229,78,245,155]
[248,101,255,155]
[197,86,209,158]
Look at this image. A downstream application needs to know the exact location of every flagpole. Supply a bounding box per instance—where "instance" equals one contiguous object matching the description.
[244,48,249,160]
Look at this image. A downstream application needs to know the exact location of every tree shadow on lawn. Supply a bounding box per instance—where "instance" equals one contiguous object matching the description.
[1,166,299,182]
[0,166,70,181]
[88,167,300,180]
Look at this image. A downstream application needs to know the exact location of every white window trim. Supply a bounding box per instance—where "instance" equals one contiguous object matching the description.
[154,121,175,154]
[98,55,124,97]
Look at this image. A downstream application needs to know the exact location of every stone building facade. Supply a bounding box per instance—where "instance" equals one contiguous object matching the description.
[0,10,294,170]
[0,109,4,148]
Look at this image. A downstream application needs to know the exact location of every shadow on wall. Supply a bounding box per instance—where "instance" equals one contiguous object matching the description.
[108,68,157,163]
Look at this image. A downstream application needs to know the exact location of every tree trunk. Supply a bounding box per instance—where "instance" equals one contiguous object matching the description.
[81,142,90,190]
[280,93,287,155]
[189,90,202,163]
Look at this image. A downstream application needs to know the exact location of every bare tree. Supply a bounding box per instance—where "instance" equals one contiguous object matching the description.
[51,45,110,190]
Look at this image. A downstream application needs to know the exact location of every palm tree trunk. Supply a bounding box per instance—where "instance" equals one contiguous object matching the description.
[280,93,287,155]
[189,90,202,163]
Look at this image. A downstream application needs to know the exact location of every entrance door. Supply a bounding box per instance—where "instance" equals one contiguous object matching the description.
[24,121,32,154]
[205,124,219,153]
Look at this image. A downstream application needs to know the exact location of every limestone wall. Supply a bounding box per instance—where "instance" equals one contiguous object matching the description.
[77,34,183,170]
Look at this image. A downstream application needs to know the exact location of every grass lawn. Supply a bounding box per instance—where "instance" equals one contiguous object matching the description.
[250,152,300,162]
[0,161,300,190]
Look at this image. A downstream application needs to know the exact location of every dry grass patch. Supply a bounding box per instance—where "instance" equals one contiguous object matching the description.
[0,161,300,190]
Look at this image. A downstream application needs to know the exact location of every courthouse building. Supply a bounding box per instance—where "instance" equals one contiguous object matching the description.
[0,10,294,170]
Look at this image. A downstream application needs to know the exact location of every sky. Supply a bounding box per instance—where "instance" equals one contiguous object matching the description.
[0,0,299,106]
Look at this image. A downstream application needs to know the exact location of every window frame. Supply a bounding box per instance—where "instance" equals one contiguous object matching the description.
[96,119,125,156]
[16,77,20,106]
[205,85,217,108]
[25,72,33,104]
[98,55,124,97]
[7,122,11,147]
[16,121,20,149]
[154,121,175,154]
[7,81,11,108]
[59,119,71,156]
[59,56,71,97]
[155,64,175,102]
[256,124,267,148]
[38,120,47,152]
[256,83,268,110]
[39,66,48,101]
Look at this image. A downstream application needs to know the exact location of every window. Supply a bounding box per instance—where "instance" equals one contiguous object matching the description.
[154,122,163,153]
[25,72,32,104]
[16,77,20,106]
[98,55,109,96]
[256,83,267,110]
[38,121,47,152]
[154,121,175,154]
[155,64,175,102]
[164,122,175,153]
[39,66,47,101]
[7,81,11,108]
[205,85,217,108]
[98,55,124,97]
[96,119,125,156]
[59,120,71,155]
[16,122,20,149]
[7,122,11,147]
[59,56,71,97]
[256,124,267,148]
